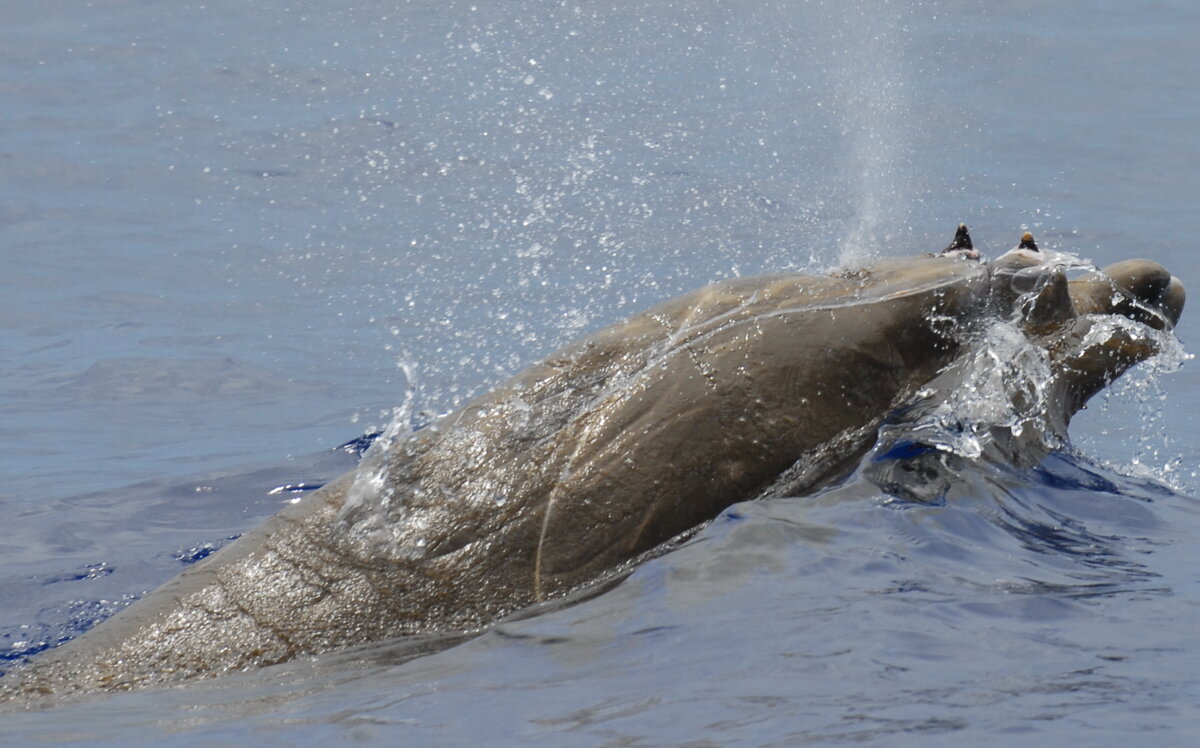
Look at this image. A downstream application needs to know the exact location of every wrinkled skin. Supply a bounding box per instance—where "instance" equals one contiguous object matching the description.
[1,247,1184,703]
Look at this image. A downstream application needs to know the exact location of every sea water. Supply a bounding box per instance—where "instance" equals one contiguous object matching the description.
[2,0,1199,744]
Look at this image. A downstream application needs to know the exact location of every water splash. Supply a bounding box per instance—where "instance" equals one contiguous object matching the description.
[870,251,1084,472]
[1075,324,1193,492]
[339,358,420,539]
[879,319,1058,464]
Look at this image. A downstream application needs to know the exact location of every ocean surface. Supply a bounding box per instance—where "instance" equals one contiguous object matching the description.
[2,0,1199,744]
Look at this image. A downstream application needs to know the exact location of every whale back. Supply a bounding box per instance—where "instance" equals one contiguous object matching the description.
[5,256,993,698]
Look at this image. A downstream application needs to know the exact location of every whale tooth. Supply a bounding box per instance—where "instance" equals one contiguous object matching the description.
[1018,232,1040,252]
[943,223,973,252]
[941,223,980,260]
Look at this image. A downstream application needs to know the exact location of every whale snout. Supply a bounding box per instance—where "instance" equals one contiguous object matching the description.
[1040,256,1186,421]
[1069,258,1185,330]
[1103,258,1185,328]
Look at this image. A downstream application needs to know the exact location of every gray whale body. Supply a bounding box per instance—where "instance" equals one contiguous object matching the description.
[2,234,1185,701]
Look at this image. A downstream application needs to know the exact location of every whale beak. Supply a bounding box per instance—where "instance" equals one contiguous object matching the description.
[1046,259,1185,420]
[1069,259,1185,331]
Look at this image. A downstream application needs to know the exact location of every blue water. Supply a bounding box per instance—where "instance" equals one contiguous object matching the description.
[3,0,1200,744]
